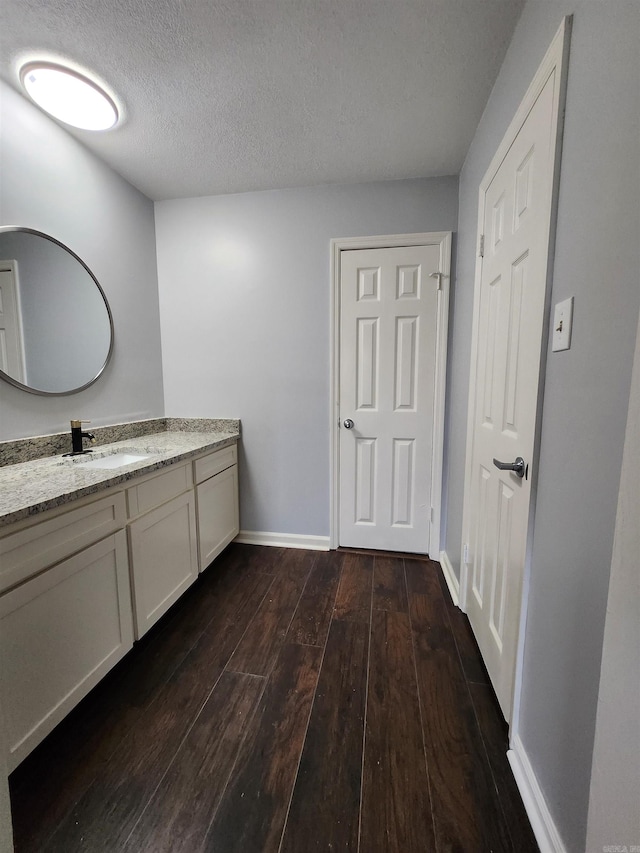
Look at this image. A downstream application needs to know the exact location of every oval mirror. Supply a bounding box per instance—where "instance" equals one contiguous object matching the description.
[0,227,113,395]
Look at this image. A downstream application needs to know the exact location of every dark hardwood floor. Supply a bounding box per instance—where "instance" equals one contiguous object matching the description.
[8,544,539,852]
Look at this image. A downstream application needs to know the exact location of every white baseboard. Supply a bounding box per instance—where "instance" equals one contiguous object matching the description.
[235,530,331,551]
[508,735,566,853]
[439,550,460,607]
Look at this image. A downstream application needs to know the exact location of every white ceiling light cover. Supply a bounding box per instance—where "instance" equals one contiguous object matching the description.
[20,62,118,130]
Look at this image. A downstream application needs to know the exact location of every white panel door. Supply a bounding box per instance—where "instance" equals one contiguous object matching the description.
[464,70,560,720]
[0,261,26,383]
[339,244,440,552]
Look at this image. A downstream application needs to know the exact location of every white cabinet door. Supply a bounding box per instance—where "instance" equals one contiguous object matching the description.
[128,490,198,638]
[196,465,239,572]
[0,531,133,771]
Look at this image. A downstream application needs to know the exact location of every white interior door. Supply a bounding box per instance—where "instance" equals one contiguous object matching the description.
[462,30,569,721]
[0,261,26,383]
[338,244,441,553]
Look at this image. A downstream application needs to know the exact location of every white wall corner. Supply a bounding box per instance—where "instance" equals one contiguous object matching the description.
[235,531,330,551]
[508,735,567,853]
[439,550,460,607]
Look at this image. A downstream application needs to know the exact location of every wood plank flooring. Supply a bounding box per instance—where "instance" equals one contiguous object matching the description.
[8,544,538,852]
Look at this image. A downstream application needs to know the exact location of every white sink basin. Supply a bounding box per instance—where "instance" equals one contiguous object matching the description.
[78,452,149,470]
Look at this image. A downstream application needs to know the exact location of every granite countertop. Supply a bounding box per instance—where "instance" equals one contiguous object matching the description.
[0,427,239,529]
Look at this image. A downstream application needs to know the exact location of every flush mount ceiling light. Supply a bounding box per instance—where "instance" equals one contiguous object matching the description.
[20,62,119,130]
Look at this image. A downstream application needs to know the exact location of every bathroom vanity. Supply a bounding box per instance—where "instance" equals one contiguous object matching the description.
[0,420,239,772]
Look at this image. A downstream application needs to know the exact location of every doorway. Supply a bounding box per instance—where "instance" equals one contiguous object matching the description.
[330,232,451,556]
[460,18,571,722]
[0,260,26,384]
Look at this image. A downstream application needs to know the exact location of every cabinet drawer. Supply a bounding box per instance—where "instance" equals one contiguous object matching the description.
[127,461,193,518]
[0,530,133,771]
[0,491,126,594]
[194,443,237,484]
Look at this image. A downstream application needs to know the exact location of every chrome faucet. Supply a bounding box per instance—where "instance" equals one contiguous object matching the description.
[64,420,96,456]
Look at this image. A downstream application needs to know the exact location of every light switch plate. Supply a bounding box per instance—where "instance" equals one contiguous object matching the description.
[552,296,574,351]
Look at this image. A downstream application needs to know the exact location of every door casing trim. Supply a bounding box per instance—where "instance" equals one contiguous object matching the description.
[460,16,572,734]
[330,231,452,555]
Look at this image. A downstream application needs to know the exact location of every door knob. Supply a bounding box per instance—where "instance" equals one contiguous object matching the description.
[493,456,526,478]
[343,418,354,429]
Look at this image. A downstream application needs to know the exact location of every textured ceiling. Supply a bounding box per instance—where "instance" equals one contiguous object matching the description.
[0,0,525,201]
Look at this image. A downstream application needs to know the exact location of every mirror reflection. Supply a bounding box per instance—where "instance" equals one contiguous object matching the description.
[0,227,113,395]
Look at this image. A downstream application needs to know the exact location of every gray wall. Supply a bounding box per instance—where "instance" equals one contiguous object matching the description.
[156,177,458,537]
[0,82,164,439]
[586,311,640,853]
[444,2,640,850]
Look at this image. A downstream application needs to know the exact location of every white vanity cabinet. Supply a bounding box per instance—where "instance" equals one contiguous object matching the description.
[194,444,239,572]
[0,436,239,772]
[0,493,133,772]
[127,462,198,638]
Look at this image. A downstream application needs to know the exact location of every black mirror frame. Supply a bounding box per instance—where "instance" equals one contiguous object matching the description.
[0,226,114,396]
